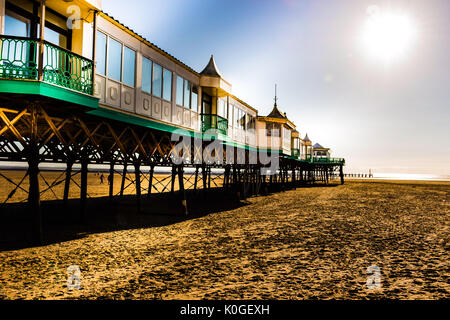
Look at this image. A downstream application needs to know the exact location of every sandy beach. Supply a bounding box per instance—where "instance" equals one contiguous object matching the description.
[0,178,448,300]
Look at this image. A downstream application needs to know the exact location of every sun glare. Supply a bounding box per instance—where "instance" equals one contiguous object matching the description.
[362,6,415,63]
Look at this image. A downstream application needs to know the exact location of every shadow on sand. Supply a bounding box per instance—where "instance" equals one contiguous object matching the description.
[0,183,340,251]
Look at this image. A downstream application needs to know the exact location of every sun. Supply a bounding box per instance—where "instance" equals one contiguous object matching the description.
[362,6,416,63]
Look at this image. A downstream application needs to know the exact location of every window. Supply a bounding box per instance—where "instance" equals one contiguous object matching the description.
[4,13,30,37]
[108,38,122,82]
[240,110,246,130]
[184,80,191,108]
[176,76,184,106]
[203,94,212,114]
[163,68,172,101]
[96,31,107,76]
[247,114,255,131]
[234,107,245,130]
[44,27,67,48]
[283,127,291,144]
[152,63,162,98]
[218,99,227,119]
[141,57,152,94]
[123,47,136,87]
[3,13,30,65]
[267,123,280,137]
[191,87,198,112]
[175,75,197,109]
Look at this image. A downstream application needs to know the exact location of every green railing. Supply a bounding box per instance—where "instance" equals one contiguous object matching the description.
[0,36,38,80]
[43,40,93,95]
[312,157,346,165]
[201,114,228,136]
[0,35,93,95]
[291,148,300,158]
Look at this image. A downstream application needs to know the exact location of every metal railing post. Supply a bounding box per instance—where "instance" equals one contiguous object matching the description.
[38,0,45,81]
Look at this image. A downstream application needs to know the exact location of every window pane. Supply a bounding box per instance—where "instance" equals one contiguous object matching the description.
[44,27,67,48]
[123,46,135,86]
[176,76,184,106]
[152,63,162,97]
[162,68,172,101]
[4,14,29,37]
[96,31,107,75]
[184,80,191,108]
[108,38,122,81]
[141,57,152,94]
[3,14,30,65]
[191,87,198,112]
[218,99,228,118]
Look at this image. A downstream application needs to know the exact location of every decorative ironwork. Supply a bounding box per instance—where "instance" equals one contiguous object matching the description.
[201,114,228,136]
[0,35,93,95]
[0,36,38,80]
[43,41,93,95]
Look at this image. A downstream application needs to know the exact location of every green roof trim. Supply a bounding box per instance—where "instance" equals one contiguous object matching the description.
[0,79,99,109]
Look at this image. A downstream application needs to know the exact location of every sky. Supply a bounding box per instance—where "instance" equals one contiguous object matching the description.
[102,0,450,176]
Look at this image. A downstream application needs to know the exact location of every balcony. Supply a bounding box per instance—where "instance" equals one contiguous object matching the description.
[0,35,94,95]
[201,114,228,136]
[291,148,300,158]
[312,157,346,165]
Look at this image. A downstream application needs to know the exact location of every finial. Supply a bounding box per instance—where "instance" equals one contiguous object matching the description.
[274,84,278,106]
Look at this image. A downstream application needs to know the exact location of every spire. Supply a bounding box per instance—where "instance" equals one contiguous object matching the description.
[267,84,287,119]
[200,55,222,77]
[274,84,278,107]
[304,133,311,142]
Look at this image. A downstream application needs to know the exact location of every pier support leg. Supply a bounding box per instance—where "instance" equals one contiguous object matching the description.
[134,162,141,214]
[171,165,177,195]
[340,165,344,185]
[193,165,199,193]
[202,165,208,197]
[108,162,114,203]
[147,165,154,199]
[120,163,127,198]
[28,155,42,245]
[80,160,88,223]
[178,165,188,215]
[63,160,73,208]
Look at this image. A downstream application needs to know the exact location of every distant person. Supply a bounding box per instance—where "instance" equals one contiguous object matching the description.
[100,173,104,184]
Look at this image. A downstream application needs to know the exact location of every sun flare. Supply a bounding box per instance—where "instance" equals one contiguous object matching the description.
[362,6,415,62]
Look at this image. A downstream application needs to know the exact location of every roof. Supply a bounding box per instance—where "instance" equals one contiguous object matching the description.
[267,104,287,119]
[200,55,222,77]
[303,134,311,142]
[98,11,199,76]
[313,143,329,150]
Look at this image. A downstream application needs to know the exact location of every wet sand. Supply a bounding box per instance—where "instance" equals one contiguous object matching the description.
[0,180,448,300]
